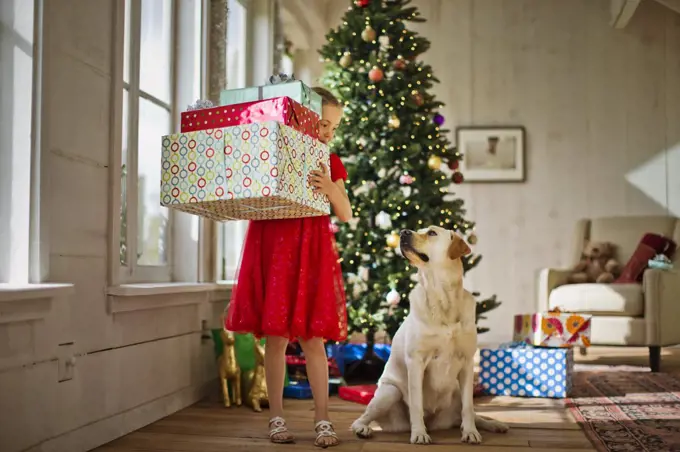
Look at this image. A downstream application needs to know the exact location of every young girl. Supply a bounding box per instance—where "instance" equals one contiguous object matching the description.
[225,87,351,448]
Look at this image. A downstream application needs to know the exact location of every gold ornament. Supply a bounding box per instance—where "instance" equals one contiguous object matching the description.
[388,115,401,129]
[361,25,377,42]
[468,233,478,245]
[339,52,352,68]
[428,155,442,170]
[217,328,242,408]
[242,340,268,412]
[386,232,400,248]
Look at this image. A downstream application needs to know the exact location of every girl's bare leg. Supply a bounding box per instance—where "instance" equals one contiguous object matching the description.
[299,338,338,448]
[265,336,294,443]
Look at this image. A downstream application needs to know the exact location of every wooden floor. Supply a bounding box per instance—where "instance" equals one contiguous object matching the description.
[96,347,680,452]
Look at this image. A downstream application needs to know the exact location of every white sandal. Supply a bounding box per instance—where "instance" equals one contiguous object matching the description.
[314,420,339,448]
[269,416,295,444]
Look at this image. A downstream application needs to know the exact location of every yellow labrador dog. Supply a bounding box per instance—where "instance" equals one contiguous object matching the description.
[351,226,509,445]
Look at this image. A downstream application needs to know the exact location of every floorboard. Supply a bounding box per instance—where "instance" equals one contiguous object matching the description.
[94,346,680,451]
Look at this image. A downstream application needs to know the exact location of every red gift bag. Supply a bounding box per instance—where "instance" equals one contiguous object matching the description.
[616,233,676,283]
[338,384,377,405]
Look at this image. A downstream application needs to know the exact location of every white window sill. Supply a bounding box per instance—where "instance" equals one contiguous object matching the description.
[106,282,232,314]
[0,283,74,303]
[0,283,74,324]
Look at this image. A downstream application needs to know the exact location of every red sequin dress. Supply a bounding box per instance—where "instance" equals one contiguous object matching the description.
[225,154,348,341]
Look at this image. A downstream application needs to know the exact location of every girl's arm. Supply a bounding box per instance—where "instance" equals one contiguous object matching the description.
[309,163,353,222]
[328,179,352,222]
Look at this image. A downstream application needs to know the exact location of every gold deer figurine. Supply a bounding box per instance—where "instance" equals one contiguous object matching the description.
[242,340,269,412]
[217,328,241,408]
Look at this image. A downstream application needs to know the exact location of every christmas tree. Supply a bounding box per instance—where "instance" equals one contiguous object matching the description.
[319,0,501,344]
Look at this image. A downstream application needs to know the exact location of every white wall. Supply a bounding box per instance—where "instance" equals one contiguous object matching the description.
[314,0,680,345]
[0,2,225,451]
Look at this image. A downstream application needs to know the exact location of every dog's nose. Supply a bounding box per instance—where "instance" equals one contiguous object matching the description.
[400,229,412,236]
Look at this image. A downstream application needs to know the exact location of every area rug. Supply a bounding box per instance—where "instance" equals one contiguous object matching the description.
[567,371,680,452]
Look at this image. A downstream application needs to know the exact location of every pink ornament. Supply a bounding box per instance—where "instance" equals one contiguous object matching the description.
[399,174,414,185]
[330,223,340,233]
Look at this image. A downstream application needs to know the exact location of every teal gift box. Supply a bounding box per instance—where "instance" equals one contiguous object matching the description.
[220,80,322,116]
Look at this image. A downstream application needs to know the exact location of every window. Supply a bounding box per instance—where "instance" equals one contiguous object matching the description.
[0,0,36,284]
[118,0,203,283]
[216,0,250,282]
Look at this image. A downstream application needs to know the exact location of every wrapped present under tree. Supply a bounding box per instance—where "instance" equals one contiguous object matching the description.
[513,309,591,348]
[479,343,573,398]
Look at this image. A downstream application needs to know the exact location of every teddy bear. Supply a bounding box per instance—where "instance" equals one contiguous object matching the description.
[568,241,621,284]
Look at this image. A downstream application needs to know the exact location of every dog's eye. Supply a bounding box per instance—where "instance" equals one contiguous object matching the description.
[427,230,437,236]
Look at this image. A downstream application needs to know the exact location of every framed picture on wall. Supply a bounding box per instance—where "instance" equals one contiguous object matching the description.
[456,126,526,182]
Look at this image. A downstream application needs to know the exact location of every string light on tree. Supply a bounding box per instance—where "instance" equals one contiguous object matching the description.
[388,115,400,129]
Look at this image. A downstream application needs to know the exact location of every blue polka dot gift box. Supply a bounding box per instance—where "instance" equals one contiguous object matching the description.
[479,342,573,398]
[160,121,330,222]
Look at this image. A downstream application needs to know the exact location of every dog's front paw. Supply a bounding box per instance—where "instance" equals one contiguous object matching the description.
[488,420,509,433]
[410,429,432,445]
[461,428,482,444]
[351,420,373,439]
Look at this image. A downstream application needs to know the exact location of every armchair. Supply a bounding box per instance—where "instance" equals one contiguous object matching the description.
[538,216,680,372]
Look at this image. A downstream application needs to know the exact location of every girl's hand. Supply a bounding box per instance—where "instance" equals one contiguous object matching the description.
[309,163,336,196]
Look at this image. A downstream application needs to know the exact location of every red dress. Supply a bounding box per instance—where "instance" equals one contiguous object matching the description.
[225,154,348,341]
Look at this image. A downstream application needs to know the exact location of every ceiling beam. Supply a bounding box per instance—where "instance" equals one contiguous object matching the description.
[653,0,680,15]
[610,0,642,29]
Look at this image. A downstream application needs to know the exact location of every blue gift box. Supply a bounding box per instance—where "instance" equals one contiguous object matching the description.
[284,380,313,399]
[283,378,345,399]
[479,345,573,398]
[325,343,392,377]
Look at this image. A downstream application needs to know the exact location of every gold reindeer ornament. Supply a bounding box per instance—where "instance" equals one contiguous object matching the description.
[217,328,241,408]
[242,340,268,412]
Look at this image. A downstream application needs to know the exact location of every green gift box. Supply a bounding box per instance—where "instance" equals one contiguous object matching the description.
[219,80,322,116]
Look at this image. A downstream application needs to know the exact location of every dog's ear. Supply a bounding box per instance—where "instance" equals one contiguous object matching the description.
[448,235,472,260]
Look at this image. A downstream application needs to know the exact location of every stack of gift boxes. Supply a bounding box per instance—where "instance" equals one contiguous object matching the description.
[283,342,346,399]
[160,79,330,222]
[479,309,591,398]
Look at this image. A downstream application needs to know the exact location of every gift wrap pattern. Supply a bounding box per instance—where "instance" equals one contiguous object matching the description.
[181,96,319,138]
[479,346,573,398]
[160,121,330,221]
[513,312,591,347]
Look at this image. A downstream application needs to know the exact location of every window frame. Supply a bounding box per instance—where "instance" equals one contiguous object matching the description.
[109,0,207,286]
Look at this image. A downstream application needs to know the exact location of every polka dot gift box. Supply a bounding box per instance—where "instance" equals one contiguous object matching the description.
[513,309,591,348]
[160,121,330,221]
[479,343,573,399]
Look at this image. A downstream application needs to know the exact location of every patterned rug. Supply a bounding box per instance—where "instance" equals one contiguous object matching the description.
[567,371,680,452]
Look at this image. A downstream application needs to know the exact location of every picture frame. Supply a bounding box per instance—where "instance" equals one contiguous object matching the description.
[455,126,526,182]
